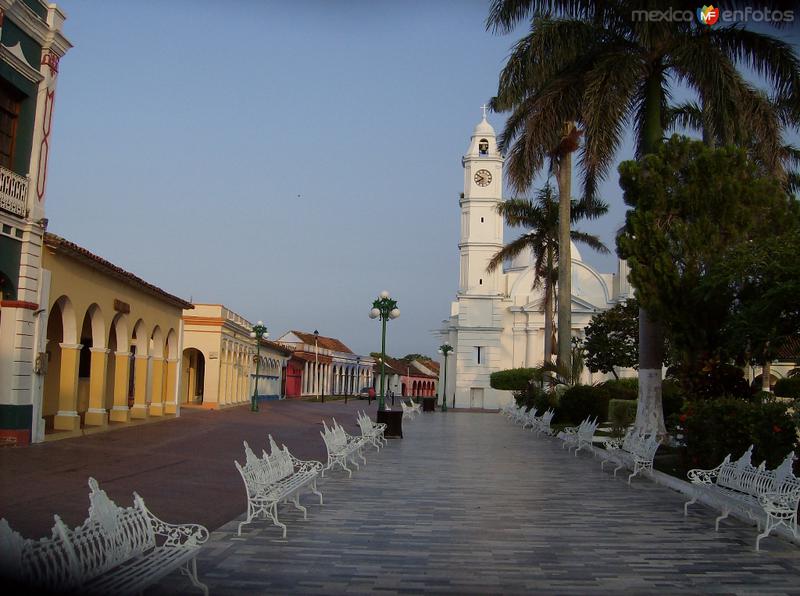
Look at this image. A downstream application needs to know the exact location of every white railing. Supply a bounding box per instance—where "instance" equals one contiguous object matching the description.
[0,166,28,217]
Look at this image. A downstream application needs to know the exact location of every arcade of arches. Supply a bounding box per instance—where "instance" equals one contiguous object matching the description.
[40,234,192,433]
[181,304,291,408]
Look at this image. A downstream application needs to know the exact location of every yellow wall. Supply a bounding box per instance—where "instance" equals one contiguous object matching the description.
[42,247,185,425]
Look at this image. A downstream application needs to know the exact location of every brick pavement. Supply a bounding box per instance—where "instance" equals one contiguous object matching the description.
[0,399,375,536]
[152,410,800,595]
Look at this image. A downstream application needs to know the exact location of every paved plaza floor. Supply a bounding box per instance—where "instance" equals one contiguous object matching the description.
[150,410,800,595]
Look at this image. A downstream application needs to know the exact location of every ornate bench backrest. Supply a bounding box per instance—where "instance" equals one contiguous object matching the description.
[62,478,155,579]
[265,435,294,480]
[5,519,78,591]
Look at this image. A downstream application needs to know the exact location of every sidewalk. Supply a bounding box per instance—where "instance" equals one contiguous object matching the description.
[154,411,800,594]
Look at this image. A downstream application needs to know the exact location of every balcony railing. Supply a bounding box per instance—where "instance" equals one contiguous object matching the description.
[0,166,28,218]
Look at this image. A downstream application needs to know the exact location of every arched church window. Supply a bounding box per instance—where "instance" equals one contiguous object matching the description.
[480,217,484,223]
[479,278,483,285]
[479,139,489,155]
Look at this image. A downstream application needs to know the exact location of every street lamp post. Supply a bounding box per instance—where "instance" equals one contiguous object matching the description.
[369,290,400,411]
[249,321,269,412]
[438,343,453,412]
[313,329,321,403]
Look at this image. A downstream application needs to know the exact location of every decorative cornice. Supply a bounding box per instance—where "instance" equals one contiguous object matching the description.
[0,299,37,309]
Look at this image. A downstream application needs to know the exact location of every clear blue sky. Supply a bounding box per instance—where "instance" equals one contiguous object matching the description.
[46,1,798,358]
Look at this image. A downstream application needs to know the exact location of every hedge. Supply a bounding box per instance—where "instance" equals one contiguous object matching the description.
[490,368,543,391]
[558,385,610,424]
[774,376,800,399]
[608,399,637,426]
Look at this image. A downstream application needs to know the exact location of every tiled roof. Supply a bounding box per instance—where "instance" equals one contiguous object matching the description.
[415,358,440,375]
[43,233,193,309]
[289,330,353,354]
[373,356,437,378]
[776,336,800,361]
[261,339,293,356]
[290,351,333,365]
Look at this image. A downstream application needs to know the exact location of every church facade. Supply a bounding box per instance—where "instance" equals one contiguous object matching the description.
[436,114,631,410]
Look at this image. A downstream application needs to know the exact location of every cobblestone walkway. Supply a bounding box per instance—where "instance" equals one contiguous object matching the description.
[155,412,800,595]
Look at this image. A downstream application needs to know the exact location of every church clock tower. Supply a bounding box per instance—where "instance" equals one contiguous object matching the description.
[459,108,504,295]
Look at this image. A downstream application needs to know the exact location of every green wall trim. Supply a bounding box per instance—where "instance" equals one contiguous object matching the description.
[1,19,42,70]
[0,404,33,429]
[0,235,21,299]
[20,0,48,21]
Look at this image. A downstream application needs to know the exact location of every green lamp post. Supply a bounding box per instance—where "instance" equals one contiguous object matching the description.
[369,290,400,411]
[438,343,452,411]
[249,321,269,412]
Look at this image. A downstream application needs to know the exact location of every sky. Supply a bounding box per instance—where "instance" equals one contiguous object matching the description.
[46,1,799,358]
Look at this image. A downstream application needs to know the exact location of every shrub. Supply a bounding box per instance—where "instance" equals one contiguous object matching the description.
[661,379,685,419]
[558,385,610,424]
[608,399,637,429]
[490,368,543,391]
[681,398,798,470]
[774,376,800,398]
[597,378,638,401]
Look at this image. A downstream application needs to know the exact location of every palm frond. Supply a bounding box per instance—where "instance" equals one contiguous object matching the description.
[570,230,611,254]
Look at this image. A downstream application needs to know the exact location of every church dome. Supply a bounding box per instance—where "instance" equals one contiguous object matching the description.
[473,115,495,137]
[507,241,583,271]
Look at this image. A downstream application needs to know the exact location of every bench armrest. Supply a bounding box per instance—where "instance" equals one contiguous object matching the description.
[288,453,323,474]
[562,427,578,435]
[687,465,722,485]
[758,490,800,514]
[137,498,209,547]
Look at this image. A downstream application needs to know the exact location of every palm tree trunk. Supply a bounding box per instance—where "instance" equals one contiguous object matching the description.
[635,70,667,437]
[543,247,554,366]
[557,122,574,372]
[762,360,772,392]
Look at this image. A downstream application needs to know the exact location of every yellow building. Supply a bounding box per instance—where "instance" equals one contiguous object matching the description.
[181,304,291,408]
[38,233,192,440]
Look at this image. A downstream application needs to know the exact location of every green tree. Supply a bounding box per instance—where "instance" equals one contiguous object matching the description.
[701,229,800,388]
[616,136,800,395]
[486,0,800,435]
[583,299,640,379]
[487,184,609,363]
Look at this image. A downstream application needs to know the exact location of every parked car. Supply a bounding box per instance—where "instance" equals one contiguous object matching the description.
[358,387,371,399]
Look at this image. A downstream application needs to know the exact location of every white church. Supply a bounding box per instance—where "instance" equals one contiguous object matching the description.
[436,113,632,410]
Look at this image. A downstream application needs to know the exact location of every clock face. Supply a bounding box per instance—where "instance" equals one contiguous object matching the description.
[474,169,492,187]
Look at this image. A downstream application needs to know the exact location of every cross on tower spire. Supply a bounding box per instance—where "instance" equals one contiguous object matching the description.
[480,104,489,119]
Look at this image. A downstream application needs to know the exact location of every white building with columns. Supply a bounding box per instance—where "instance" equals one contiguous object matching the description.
[436,113,631,410]
[277,330,374,398]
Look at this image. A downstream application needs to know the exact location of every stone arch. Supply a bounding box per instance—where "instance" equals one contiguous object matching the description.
[150,325,164,358]
[51,294,77,345]
[165,328,178,359]
[182,347,205,404]
[131,319,148,356]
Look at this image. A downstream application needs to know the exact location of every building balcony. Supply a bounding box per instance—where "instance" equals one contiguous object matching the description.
[0,166,28,218]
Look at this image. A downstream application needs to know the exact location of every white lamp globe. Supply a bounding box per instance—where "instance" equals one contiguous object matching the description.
[257,320,263,326]
[389,308,400,319]
[379,290,390,299]
[249,332,256,338]
[369,308,380,319]
[263,332,269,339]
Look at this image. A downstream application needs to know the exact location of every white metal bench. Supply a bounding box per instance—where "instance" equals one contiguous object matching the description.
[531,409,555,435]
[320,419,367,477]
[0,477,209,595]
[407,398,422,416]
[401,401,417,420]
[599,428,660,484]
[559,416,599,455]
[520,408,539,430]
[234,435,323,537]
[357,410,387,450]
[684,446,799,550]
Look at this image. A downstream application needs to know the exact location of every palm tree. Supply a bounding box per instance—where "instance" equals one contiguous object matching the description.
[487,184,609,365]
[486,0,800,436]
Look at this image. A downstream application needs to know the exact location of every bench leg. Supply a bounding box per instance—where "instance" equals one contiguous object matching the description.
[715,509,730,532]
[756,515,778,551]
[238,500,265,536]
[291,495,308,520]
[181,557,209,596]
[613,463,623,477]
[270,503,288,538]
[358,449,367,465]
[311,480,323,505]
[684,496,697,516]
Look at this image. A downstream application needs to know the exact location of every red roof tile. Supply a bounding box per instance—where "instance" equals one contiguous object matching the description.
[289,330,353,354]
[44,233,193,309]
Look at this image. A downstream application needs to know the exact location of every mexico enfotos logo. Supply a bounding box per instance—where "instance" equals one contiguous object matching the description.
[632,4,794,24]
